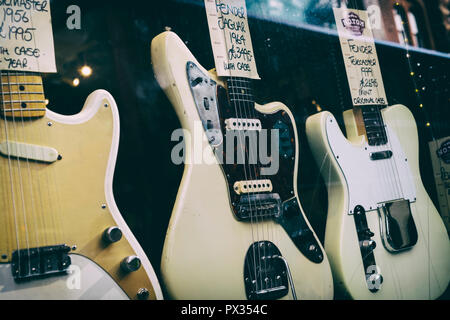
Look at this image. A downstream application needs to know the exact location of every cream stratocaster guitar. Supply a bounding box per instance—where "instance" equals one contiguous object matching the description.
[306,104,450,299]
[0,71,162,300]
[151,31,333,300]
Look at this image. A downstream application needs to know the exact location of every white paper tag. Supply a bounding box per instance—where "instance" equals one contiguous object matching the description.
[0,1,56,72]
[204,0,259,79]
[333,8,387,106]
[428,137,450,233]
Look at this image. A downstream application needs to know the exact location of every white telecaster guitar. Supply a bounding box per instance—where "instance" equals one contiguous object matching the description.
[306,103,450,299]
[151,31,333,300]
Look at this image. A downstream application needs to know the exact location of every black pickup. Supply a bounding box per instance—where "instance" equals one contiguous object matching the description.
[11,244,71,281]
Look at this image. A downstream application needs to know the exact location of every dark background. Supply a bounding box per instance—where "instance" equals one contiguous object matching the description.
[43,0,449,296]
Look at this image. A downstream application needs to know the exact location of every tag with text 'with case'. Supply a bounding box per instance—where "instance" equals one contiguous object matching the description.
[204,0,260,80]
[0,1,56,72]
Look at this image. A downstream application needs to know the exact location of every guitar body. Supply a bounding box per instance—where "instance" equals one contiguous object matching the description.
[306,106,450,299]
[0,89,162,300]
[152,31,333,300]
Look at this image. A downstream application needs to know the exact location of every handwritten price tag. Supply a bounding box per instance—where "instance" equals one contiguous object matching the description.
[0,1,56,72]
[333,8,387,106]
[204,0,259,79]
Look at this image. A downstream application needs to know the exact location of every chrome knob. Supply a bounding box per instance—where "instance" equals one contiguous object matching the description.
[121,256,141,273]
[137,288,150,300]
[360,240,376,253]
[103,226,122,244]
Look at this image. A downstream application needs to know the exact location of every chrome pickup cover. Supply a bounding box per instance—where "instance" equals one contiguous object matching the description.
[378,199,418,252]
[186,61,223,147]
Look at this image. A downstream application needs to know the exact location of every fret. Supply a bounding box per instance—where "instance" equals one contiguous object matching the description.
[226,77,255,109]
[0,71,46,118]
[362,105,387,146]
[229,92,253,97]
[229,98,255,104]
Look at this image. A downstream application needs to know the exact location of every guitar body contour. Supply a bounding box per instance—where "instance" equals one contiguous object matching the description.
[0,89,162,300]
[152,31,333,299]
[306,106,450,299]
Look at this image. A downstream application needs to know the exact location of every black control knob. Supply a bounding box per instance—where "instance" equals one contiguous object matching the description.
[103,226,122,244]
[121,256,141,273]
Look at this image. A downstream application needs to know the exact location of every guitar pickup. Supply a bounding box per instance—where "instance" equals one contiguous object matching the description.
[233,179,272,194]
[370,150,393,160]
[0,141,59,163]
[11,244,71,281]
[225,118,261,131]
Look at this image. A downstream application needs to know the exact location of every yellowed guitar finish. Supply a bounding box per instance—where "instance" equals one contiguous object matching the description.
[0,75,162,299]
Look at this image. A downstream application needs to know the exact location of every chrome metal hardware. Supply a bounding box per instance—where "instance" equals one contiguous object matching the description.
[378,199,418,252]
[11,244,71,281]
[102,226,123,244]
[275,255,297,300]
[370,150,393,160]
[187,61,223,147]
[121,256,141,273]
[137,288,150,300]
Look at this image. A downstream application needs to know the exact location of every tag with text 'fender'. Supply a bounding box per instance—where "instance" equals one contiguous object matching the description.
[204,0,260,79]
[0,1,56,72]
[333,8,387,106]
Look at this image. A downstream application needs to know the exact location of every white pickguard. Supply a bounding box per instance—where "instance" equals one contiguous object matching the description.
[325,113,416,213]
[0,254,128,300]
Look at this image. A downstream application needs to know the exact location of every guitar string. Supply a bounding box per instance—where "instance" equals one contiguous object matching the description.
[234,77,270,291]
[15,70,42,269]
[360,3,407,297]
[242,76,273,293]
[340,0,390,292]
[225,77,256,291]
[28,9,67,249]
[238,77,275,290]
[352,0,403,296]
[215,4,260,294]
[228,76,264,294]
[7,71,32,276]
[1,71,21,272]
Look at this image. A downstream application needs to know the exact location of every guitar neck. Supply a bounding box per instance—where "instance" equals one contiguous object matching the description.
[226,77,255,112]
[0,71,47,119]
[354,105,388,146]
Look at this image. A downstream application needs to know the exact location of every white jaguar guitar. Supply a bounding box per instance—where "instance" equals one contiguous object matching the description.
[0,71,163,300]
[151,31,333,300]
[306,104,450,299]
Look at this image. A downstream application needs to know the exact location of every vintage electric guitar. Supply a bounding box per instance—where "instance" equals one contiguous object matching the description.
[151,31,333,299]
[306,104,450,299]
[0,71,162,300]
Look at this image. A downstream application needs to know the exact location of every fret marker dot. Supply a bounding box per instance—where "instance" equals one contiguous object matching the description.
[19,85,25,91]
[21,102,27,108]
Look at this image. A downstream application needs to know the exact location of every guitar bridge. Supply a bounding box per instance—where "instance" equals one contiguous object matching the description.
[378,199,418,252]
[11,244,71,281]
